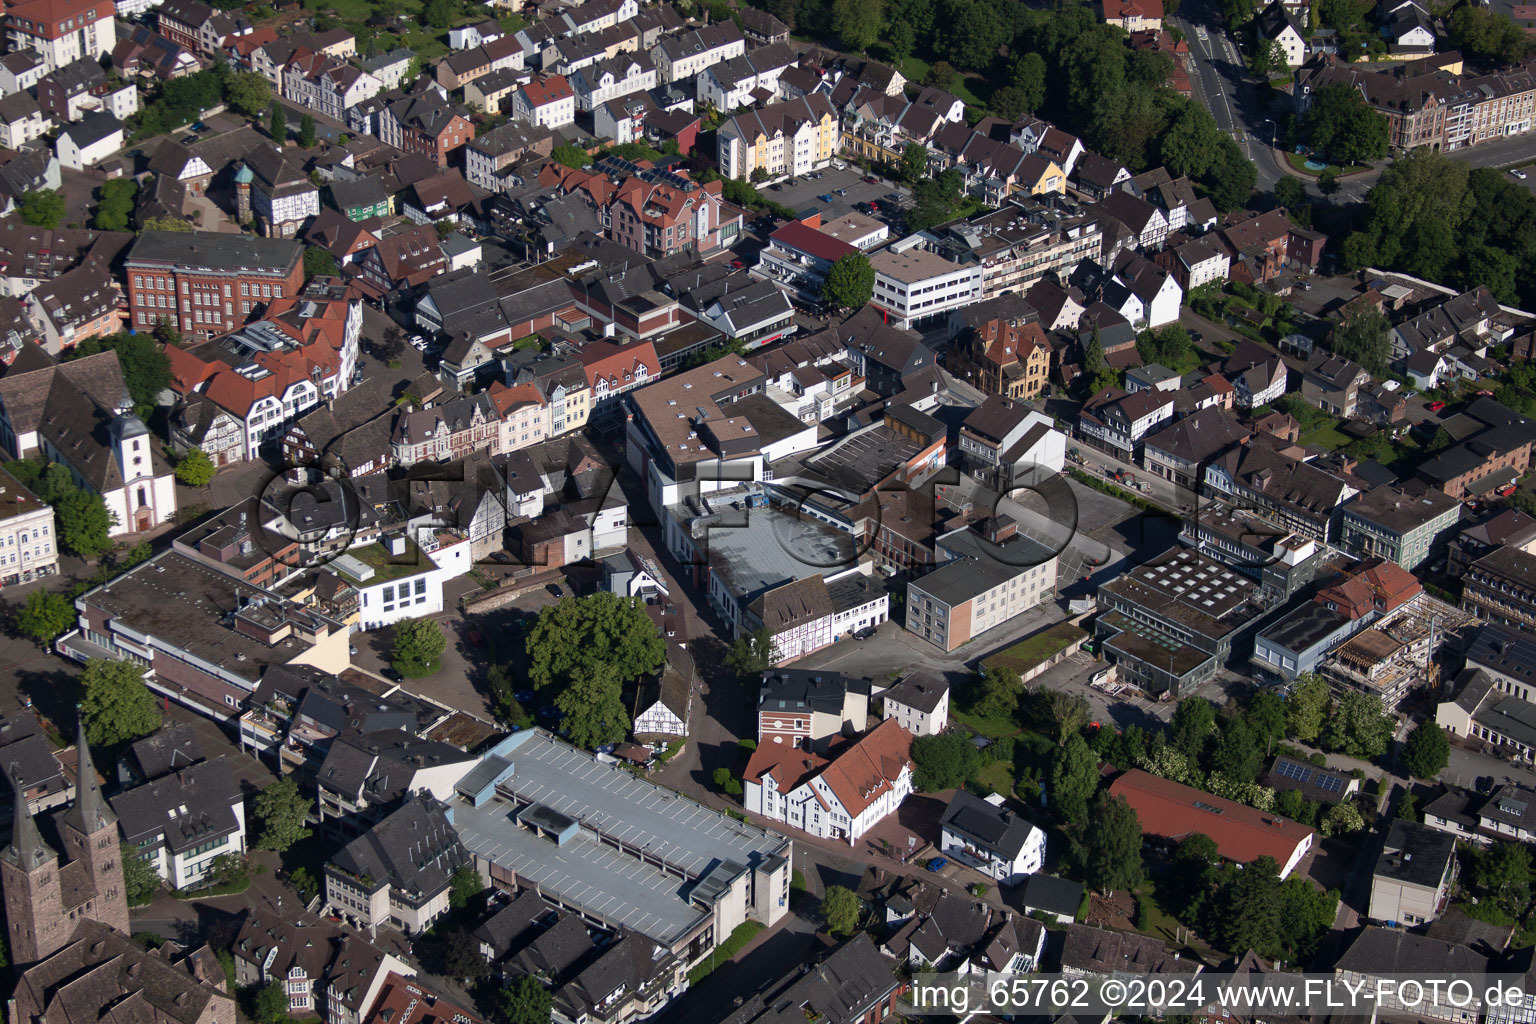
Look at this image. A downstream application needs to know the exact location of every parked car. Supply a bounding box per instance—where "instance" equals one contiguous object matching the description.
[1428,400,1446,412]
[490,551,511,563]
[351,371,363,385]
[1513,168,1528,180]
[835,187,848,196]
[769,183,782,191]
[547,582,563,597]
[862,175,878,184]
[853,625,877,640]
[818,193,834,202]
[927,857,948,872]
[730,259,745,269]
[884,193,901,203]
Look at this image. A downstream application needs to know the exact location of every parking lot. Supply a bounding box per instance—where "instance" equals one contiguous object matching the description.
[764,165,911,229]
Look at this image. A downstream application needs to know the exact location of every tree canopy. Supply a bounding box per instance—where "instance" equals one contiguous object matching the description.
[1082,792,1143,893]
[822,884,862,936]
[1329,302,1391,377]
[392,617,447,674]
[1049,733,1099,824]
[911,732,981,791]
[19,190,65,228]
[81,659,161,747]
[175,447,215,487]
[525,592,666,690]
[555,661,631,749]
[821,253,875,312]
[15,590,77,644]
[1305,84,1390,167]
[501,978,553,1024]
[1402,722,1450,780]
[253,777,312,853]
[91,179,139,232]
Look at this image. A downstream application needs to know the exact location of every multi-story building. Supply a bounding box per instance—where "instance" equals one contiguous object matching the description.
[4,0,115,73]
[165,289,361,462]
[1368,819,1457,926]
[906,519,1058,652]
[453,729,793,967]
[951,317,1050,400]
[1096,548,1262,696]
[110,755,246,889]
[1464,545,1536,631]
[879,671,949,737]
[570,53,656,112]
[754,217,858,300]
[240,145,319,239]
[463,121,554,191]
[743,719,912,844]
[511,74,577,129]
[391,393,500,467]
[1077,385,1175,462]
[378,93,475,167]
[124,231,303,338]
[1340,482,1461,570]
[928,201,1103,301]
[326,794,471,936]
[603,165,736,258]
[957,396,1064,487]
[939,789,1045,885]
[1141,406,1251,489]
[23,257,121,355]
[649,21,745,83]
[869,242,983,329]
[0,462,57,585]
[717,94,839,180]
[1208,443,1360,543]
[283,53,382,122]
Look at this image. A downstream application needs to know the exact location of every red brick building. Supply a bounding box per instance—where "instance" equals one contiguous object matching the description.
[124,231,304,339]
[380,93,475,167]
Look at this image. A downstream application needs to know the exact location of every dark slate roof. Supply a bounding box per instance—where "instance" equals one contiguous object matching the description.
[329,794,469,900]
[1022,873,1084,917]
[110,756,241,855]
[127,230,301,272]
[125,723,205,781]
[880,671,948,714]
[1334,928,1490,975]
[1374,819,1456,889]
[725,934,900,1024]
[759,668,871,715]
[940,789,1040,860]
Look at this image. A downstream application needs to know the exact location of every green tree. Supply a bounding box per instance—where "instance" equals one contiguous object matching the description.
[1330,302,1391,377]
[725,626,778,677]
[1447,4,1534,64]
[19,190,65,228]
[1247,39,1287,78]
[1170,697,1216,761]
[1008,52,1047,114]
[423,0,453,27]
[500,978,553,1024]
[749,167,769,183]
[549,143,590,168]
[1274,175,1306,210]
[1223,0,1255,26]
[297,114,317,149]
[1476,841,1532,916]
[831,0,882,51]
[392,616,447,673]
[1159,104,1222,180]
[969,665,1020,720]
[1286,672,1329,743]
[1083,792,1143,894]
[15,590,77,644]
[440,928,486,982]
[121,843,160,905]
[1320,800,1364,837]
[821,253,875,312]
[92,179,139,232]
[254,983,289,1024]
[253,777,311,852]
[1049,733,1099,824]
[1323,691,1393,758]
[141,215,193,232]
[1305,83,1389,166]
[80,659,160,747]
[1402,722,1450,779]
[911,732,981,791]
[304,246,340,278]
[448,865,482,910]
[1210,715,1263,784]
[174,447,215,486]
[925,60,958,90]
[1036,687,1090,746]
[1206,137,1259,212]
[525,592,666,690]
[1246,689,1287,754]
[1167,832,1220,919]
[225,71,271,116]
[1396,791,1420,822]
[289,866,318,902]
[268,100,286,142]
[1211,855,1284,954]
[899,142,929,186]
[822,884,861,936]
[555,661,630,749]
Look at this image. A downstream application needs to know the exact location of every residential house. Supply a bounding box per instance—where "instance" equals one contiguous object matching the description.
[1301,351,1371,418]
[242,144,320,238]
[1369,819,1457,925]
[1142,406,1251,489]
[906,519,1059,652]
[284,53,383,122]
[1257,1,1307,65]
[110,756,246,889]
[326,794,472,936]
[649,21,745,83]
[879,671,949,737]
[378,94,475,167]
[1077,385,1176,461]
[3,0,116,73]
[0,93,49,151]
[512,74,577,129]
[1101,0,1164,30]
[939,790,1046,885]
[55,111,122,171]
[743,718,913,845]
[23,258,121,355]
[717,94,839,180]
[0,463,59,584]
[1340,481,1461,569]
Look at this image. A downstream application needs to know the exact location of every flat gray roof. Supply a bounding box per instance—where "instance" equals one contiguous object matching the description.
[452,730,790,945]
[701,503,854,605]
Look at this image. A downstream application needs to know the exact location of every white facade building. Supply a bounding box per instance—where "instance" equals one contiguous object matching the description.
[870,241,984,329]
[940,790,1047,885]
[341,532,472,630]
[744,719,913,845]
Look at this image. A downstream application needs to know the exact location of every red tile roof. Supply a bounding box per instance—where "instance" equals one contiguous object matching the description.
[817,719,912,818]
[1315,558,1421,620]
[770,220,857,265]
[577,339,659,392]
[745,741,829,793]
[1108,770,1314,869]
[520,74,573,108]
[364,974,486,1024]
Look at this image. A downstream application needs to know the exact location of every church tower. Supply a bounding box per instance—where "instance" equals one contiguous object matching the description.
[57,719,129,937]
[1,768,71,964]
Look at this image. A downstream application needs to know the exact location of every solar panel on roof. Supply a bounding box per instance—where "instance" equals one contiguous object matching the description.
[1314,774,1344,794]
[1275,760,1313,784]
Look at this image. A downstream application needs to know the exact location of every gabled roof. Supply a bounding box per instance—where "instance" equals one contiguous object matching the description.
[1108,769,1314,867]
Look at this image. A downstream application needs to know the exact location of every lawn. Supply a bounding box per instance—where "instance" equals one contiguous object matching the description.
[952,706,1021,740]
[1297,424,1354,451]
[982,622,1089,677]
[342,538,433,583]
[1284,151,1369,177]
[971,759,1014,797]
[896,56,985,112]
[687,920,765,984]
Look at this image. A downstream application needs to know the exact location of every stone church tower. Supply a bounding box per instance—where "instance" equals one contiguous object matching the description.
[2,720,129,964]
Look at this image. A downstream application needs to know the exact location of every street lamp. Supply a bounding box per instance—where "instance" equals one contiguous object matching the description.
[1260,118,1276,149]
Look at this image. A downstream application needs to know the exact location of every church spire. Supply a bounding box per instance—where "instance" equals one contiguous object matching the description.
[2,763,55,871]
[60,718,114,837]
